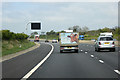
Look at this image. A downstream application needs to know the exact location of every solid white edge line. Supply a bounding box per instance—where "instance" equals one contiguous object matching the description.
[99,60,104,63]
[21,43,54,79]
[114,70,120,75]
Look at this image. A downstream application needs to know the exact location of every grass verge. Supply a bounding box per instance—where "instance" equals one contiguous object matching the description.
[2,40,35,56]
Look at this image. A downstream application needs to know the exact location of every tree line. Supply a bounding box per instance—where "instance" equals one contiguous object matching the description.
[2,30,28,40]
[30,25,120,40]
[31,26,120,36]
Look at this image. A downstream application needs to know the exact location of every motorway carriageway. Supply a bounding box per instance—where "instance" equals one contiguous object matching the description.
[2,41,120,79]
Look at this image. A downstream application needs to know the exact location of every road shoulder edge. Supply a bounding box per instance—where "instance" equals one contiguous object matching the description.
[0,42,40,62]
[21,43,54,79]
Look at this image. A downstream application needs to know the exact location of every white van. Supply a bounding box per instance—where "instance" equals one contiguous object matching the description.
[100,32,113,37]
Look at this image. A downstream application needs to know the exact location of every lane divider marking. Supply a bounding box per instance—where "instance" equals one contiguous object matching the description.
[90,55,94,58]
[114,70,120,75]
[21,43,54,79]
[81,50,83,51]
[85,52,87,54]
[99,60,104,64]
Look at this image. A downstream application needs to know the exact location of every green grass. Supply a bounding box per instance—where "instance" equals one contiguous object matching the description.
[40,35,59,40]
[84,36,98,40]
[113,34,120,41]
[2,40,35,56]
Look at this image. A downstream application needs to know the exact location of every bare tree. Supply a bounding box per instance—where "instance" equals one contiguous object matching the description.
[82,26,89,32]
[68,27,73,30]
[73,25,80,32]
[78,27,82,32]
[68,25,89,32]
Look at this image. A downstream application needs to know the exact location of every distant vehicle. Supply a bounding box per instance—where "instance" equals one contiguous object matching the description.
[59,32,79,53]
[91,39,96,42]
[79,35,84,40]
[34,35,39,42]
[45,39,49,42]
[52,39,57,43]
[95,36,115,52]
[100,32,113,37]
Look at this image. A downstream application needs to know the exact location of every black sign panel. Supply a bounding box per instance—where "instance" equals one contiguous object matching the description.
[31,23,41,30]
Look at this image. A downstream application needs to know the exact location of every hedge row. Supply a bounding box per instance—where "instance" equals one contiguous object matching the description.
[2,30,28,40]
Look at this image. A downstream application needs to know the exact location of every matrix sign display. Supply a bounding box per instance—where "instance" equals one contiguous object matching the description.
[31,23,41,30]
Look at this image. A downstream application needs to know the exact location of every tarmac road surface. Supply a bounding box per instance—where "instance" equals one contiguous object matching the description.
[2,41,120,79]
[29,42,119,78]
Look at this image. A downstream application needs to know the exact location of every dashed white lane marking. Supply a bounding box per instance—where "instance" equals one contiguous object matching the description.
[21,43,54,79]
[85,52,87,54]
[87,45,88,46]
[81,50,83,51]
[114,70,120,75]
[99,60,104,63]
[90,55,94,58]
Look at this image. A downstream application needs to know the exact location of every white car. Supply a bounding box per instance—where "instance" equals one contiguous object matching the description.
[95,36,115,52]
[52,39,57,43]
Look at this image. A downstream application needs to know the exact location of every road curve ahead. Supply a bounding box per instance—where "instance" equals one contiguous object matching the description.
[29,43,119,78]
[2,41,120,80]
[2,43,52,78]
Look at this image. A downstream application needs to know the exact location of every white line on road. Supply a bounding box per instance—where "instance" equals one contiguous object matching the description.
[99,60,104,64]
[90,55,94,58]
[85,52,87,54]
[81,50,83,51]
[114,70,120,75]
[21,43,54,79]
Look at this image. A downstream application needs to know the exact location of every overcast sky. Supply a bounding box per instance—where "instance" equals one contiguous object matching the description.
[2,2,118,34]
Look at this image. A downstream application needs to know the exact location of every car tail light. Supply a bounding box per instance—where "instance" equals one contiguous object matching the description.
[75,47,79,49]
[112,42,114,45]
[60,47,64,50]
[99,42,101,45]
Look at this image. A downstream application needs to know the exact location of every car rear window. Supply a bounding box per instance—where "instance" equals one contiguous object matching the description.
[100,37,113,41]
